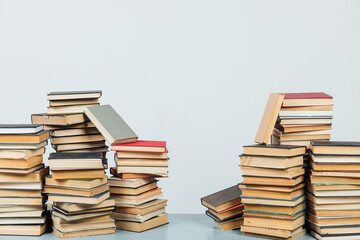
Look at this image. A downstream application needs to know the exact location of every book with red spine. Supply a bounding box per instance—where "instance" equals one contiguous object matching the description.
[111,140,167,153]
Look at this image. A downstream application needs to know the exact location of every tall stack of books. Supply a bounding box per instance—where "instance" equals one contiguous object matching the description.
[43,152,116,238]
[0,124,50,236]
[84,105,169,232]
[271,92,333,148]
[308,141,360,240]
[201,185,244,230]
[31,90,108,166]
[240,144,307,239]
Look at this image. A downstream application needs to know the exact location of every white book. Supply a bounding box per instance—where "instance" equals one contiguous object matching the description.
[279,111,333,117]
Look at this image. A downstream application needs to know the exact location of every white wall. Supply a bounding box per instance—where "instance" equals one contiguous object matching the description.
[0,1,359,213]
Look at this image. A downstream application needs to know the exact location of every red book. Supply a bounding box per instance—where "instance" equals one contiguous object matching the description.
[281,92,333,107]
[111,140,167,153]
[282,92,333,99]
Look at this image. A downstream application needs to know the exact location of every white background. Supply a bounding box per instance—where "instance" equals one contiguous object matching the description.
[0,1,359,214]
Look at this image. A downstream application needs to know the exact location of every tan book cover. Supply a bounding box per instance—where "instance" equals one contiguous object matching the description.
[254,93,284,144]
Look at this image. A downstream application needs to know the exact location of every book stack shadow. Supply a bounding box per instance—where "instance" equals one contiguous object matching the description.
[109,140,169,232]
[200,185,244,230]
[240,144,307,239]
[308,141,360,240]
[0,124,50,236]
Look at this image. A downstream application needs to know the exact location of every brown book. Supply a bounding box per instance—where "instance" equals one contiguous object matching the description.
[215,216,243,231]
[45,176,107,189]
[51,169,106,180]
[242,225,305,240]
[201,185,242,212]
[115,214,167,232]
[54,199,115,213]
[241,188,304,200]
[53,141,106,151]
[243,212,305,231]
[243,144,306,157]
[240,154,303,169]
[254,93,284,144]
[51,134,104,145]
[275,123,332,133]
[208,204,244,221]
[0,167,48,182]
[244,202,306,215]
[0,148,45,159]
[43,184,109,197]
[114,199,167,215]
[0,189,42,197]
[0,155,43,169]
[241,166,304,179]
[50,98,99,107]
[51,128,100,137]
[238,183,305,193]
[0,223,47,236]
[110,181,158,195]
[53,227,115,238]
[32,113,88,126]
[243,175,304,187]
[44,122,95,130]
[311,141,360,155]
[0,131,49,143]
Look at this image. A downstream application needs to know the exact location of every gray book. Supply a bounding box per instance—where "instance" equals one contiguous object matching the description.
[85,105,138,145]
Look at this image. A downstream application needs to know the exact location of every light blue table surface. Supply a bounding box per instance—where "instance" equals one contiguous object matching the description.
[0,214,315,240]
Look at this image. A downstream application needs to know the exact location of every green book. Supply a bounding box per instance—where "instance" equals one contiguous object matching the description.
[85,105,138,145]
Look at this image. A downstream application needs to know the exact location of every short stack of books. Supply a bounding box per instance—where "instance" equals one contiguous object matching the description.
[272,92,333,148]
[0,124,50,236]
[308,141,360,240]
[201,185,244,230]
[43,152,115,238]
[240,144,307,239]
[109,140,169,232]
[84,104,169,232]
[31,90,108,167]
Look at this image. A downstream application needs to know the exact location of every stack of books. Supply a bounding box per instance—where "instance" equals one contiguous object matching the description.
[32,90,108,165]
[201,185,244,230]
[84,105,169,232]
[109,140,169,232]
[271,92,333,148]
[43,152,116,238]
[240,144,307,239]
[308,141,360,240]
[0,124,50,236]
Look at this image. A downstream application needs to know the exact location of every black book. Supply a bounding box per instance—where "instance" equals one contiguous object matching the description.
[49,152,103,160]
[201,185,242,212]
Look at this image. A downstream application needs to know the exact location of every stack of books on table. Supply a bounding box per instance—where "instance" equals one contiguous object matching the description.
[201,185,244,230]
[109,140,169,232]
[31,90,108,167]
[240,144,307,240]
[272,92,333,148]
[308,141,360,240]
[0,124,50,236]
[43,152,115,238]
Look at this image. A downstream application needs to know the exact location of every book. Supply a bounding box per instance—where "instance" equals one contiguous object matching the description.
[208,204,244,221]
[275,123,332,133]
[244,201,306,215]
[282,92,333,107]
[110,181,158,195]
[0,163,45,174]
[54,198,115,213]
[311,141,360,155]
[238,183,305,193]
[243,144,306,157]
[310,151,360,163]
[48,152,104,170]
[115,158,168,167]
[114,199,167,215]
[48,191,110,204]
[213,216,244,230]
[254,93,284,144]
[53,217,114,233]
[32,113,88,126]
[115,213,168,232]
[108,177,156,188]
[113,188,163,206]
[50,98,99,107]
[44,121,95,130]
[241,166,304,179]
[51,134,104,145]
[116,151,168,159]
[51,169,106,179]
[0,181,42,190]
[48,90,102,100]
[0,196,44,205]
[279,111,333,118]
[43,184,109,197]
[53,140,106,151]
[115,166,168,175]
[45,176,107,189]
[112,208,165,222]
[0,167,48,182]
[0,124,43,134]
[240,154,303,169]
[51,128,100,137]
[0,140,47,150]
[201,185,242,212]
[241,188,304,201]
[241,225,305,239]
[0,130,49,144]
[53,227,115,238]
[243,175,303,187]
[0,147,45,159]
[85,105,138,145]
[110,167,165,179]
[48,104,99,114]
[111,140,167,153]
[0,223,47,236]
[278,118,332,125]
[241,195,305,207]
